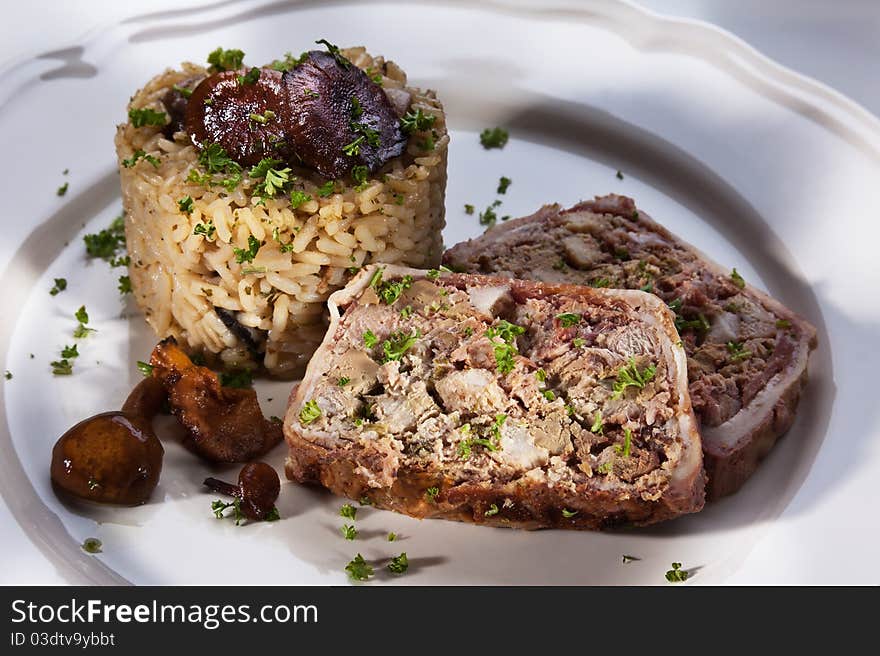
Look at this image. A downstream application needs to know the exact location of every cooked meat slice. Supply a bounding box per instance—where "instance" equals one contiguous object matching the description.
[444,194,818,499]
[284,265,705,529]
[150,338,281,462]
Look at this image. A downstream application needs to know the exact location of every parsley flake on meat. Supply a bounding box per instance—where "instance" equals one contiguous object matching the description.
[480,127,509,149]
[485,320,525,374]
[614,427,633,458]
[730,268,746,289]
[561,509,579,518]
[556,312,581,327]
[299,400,322,425]
[363,329,378,349]
[611,358,656,399]
[136,361,153,377]
[380,329,420,363]
[484,503,500,517]
[726,341,752,362]
[425,486,440,502]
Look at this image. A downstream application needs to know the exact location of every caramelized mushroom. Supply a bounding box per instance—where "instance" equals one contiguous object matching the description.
[150,338,282,462]
[185,68,289,166]
[50,412,164,505]
[204,462,280,521]
[279,50,407,178]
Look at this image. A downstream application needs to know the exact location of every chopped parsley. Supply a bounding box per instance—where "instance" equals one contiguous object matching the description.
[270,51,308,72]
[341,524,358,540]
[72,305,96,339]
[542,390,556,401]
[117,275,132,294]
[480,127,509,149]
[616,170,624,180]
[198,142,238,174]
[485,320,525,374]
[387,532,397,542]
[315,39,350,69]
[136,361,153,377]
[370,269,413,305]
[316,180,336,197]
[726,341,752,362]
[590,411,604,434]
[237,67,261,86]
[345,554,373,581]
[591,278,610,288]
[121,149,160,168]
[289,190,312,208]
[4,371,11,380]
[128,107,168,128]
[207,47,245,72]
[219,368,253,389]
[233,235,261,264]
[342,136,365,156]
[264,507,280,521]
[49,278,67,296]
[251,161,291,198]
[387,552,409,574]
[479,200,502,227]
[81,538,102,554]
[61,344,79,359]
[380,329,420,363]
[340,503,357,520]
[497,176,512,194]
[400,108,436,133]
[351,164,369,188]
[51,359,73,376]
[665,562,689,583]
[363,330,378,349]
[776,319,792,329]
[484,503,500,517]
[561,509,579,518]
[338,376,350,387]
[556,312,581,327]
[426,269,441,280]
[172,84,193,97]
[597,461,613,474]
[425,487,440,502]
[572,337,586,348]
[212,498,245,525]
[56,182,69,197]
[611,358,656,399]
[615,427,633,458]
[535,368,547,382]
[464,204,475,215]
[193,222,216,239]
[419,133,435,151]
[299,399,321,425]
[730,268,746,289]
[366,67,383,84]
[84,215,126,262]
[400,305,413,319]
[177,195,194,214]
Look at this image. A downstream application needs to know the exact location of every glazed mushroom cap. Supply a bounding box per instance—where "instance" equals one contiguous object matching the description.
[237,462,280,520]
[185,68,289,167]
[280,50,408,179]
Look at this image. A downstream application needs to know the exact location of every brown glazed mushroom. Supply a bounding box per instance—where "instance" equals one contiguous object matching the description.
[278,50,407,178]
[50,411,164,505]
[204,462,280,521]
[149,337,282,463]
[185,68,289,166]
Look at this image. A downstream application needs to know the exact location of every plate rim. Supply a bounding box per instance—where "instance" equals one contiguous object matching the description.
[0,0,873,585]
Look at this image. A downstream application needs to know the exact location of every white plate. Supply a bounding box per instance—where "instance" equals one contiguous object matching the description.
[1,0,878,585]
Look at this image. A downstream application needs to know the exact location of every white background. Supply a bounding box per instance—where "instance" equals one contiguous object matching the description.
[1,0,877,585]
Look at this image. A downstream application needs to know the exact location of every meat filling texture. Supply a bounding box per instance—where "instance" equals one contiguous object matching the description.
[293,270,686,502]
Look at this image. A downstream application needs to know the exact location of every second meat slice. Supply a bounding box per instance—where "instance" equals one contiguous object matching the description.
[284,265,705,529]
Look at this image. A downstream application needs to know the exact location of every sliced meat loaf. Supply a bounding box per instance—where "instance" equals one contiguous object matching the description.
[284,265,705,529]
[443,194,818,499]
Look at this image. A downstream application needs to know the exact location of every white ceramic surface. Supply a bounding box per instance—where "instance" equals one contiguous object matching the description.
[1,0,878,585]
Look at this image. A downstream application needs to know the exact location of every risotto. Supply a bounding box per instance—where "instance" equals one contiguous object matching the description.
[115,46,447,377]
